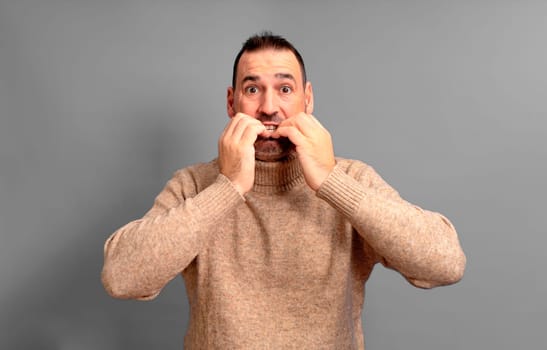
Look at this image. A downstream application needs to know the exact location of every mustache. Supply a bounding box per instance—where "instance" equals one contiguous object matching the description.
[257,112,284,125]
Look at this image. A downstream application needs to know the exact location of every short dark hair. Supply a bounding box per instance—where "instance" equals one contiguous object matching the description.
[231,31,307,88]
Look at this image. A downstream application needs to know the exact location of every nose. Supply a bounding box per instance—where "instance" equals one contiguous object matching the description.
[258,89,278,116]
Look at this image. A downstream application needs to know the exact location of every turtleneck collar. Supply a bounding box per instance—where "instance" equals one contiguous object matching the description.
[252,153,305,194]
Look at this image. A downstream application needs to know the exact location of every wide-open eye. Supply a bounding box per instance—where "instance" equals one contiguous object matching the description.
[280,85,292,94]
[245,86,259,95]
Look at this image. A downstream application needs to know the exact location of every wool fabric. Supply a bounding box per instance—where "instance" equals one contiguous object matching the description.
[102,155,466,349]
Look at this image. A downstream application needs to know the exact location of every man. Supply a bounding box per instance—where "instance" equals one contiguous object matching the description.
[102,32,466,349]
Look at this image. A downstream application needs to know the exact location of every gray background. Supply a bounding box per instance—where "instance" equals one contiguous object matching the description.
[1,0,545,349]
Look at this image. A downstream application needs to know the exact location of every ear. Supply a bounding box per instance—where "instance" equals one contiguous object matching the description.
[227,86,236,118]
[304,81,314,114]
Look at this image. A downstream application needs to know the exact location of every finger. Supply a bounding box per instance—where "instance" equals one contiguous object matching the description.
[220,114,251,152]
[278,113,317,137]
[242,119,267,143]
[275,124,306,146]
[299,112,325,125]
[299,113,327,135]
[228,116,249,142]
[240,123,266,146]
[229,114,263,141]
[221,113,245,140]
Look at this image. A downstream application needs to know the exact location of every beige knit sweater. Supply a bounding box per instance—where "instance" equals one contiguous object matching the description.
[102,155,466,349]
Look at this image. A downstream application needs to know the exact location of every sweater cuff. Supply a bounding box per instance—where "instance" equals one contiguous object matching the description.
[316,164,367,218]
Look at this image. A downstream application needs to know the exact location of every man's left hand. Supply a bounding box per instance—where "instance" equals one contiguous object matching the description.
[274,113,336,191]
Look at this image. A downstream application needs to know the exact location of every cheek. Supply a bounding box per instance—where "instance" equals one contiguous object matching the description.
[280,98,306,115]
[235,97,257,114]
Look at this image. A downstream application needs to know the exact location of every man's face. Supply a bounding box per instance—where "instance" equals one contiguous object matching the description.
[227,48,314,161]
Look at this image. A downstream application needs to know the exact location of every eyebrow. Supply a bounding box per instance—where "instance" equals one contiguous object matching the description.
[241,73,296,84]
[274,73,296,82]
[242,75,260,84]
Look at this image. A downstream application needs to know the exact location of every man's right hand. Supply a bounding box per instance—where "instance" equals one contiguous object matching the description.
[218,113,266,196]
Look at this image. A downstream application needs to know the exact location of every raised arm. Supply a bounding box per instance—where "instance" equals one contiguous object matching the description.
[101,168,243,300]
[317,161,466,289]
[276,112,465,289]
[102,111,268,300]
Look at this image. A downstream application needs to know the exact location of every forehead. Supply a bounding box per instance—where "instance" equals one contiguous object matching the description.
[237,49,302,83]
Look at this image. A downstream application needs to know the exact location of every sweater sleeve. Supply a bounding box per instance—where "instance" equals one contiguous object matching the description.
[101,170,243,300]
[316,161,466,289]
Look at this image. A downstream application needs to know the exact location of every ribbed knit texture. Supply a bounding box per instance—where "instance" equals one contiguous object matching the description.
[102,156,466,349]
[253,153,305,193]
[316,165,366,218]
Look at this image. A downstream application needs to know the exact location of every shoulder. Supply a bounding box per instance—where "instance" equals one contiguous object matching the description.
[173,159,219,179]
[334,157,400,198]
[169,159,220,197]
[334,157,378,179]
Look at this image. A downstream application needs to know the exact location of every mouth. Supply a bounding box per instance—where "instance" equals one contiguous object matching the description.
[264,125,278,132]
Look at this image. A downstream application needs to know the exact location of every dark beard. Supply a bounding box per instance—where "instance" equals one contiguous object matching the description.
[254,136,295,161]
[254,112,295,161]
